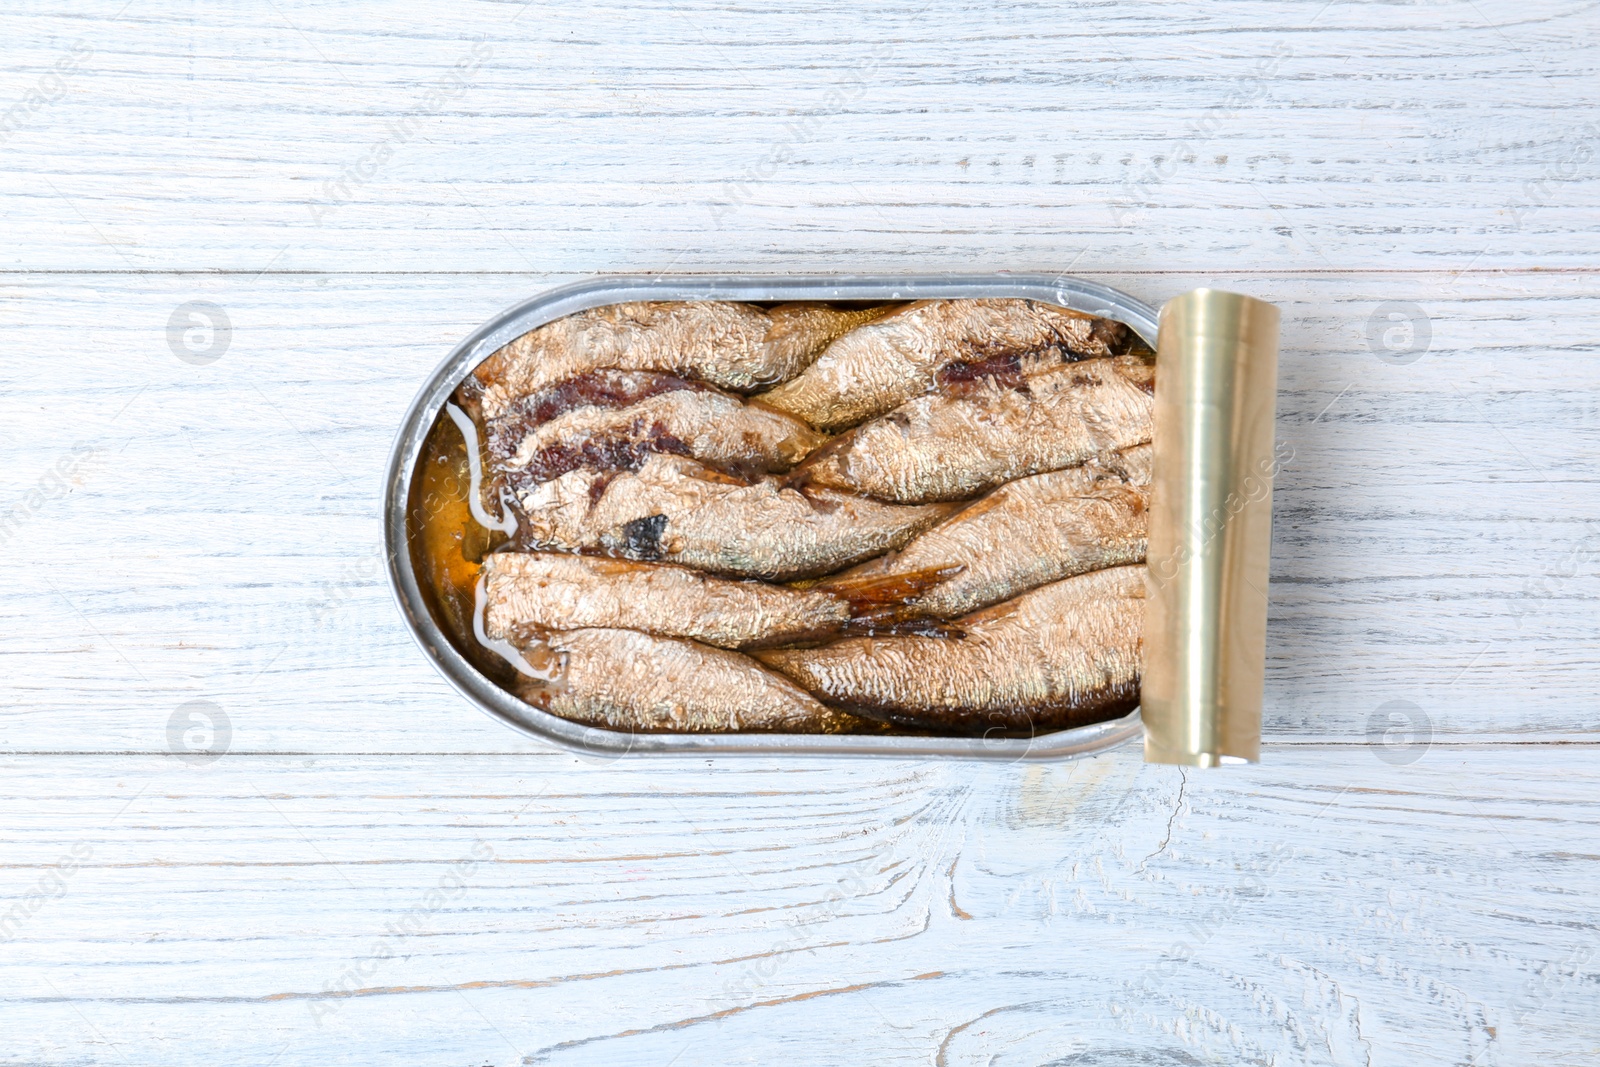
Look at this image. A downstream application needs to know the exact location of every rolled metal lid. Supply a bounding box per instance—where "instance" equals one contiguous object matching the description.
[1143,289,1281,766]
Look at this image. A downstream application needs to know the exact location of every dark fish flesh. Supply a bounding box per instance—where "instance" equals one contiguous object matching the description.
[487,370,828,493]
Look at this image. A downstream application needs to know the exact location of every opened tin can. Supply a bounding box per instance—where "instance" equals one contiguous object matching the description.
[385,273,1228,762]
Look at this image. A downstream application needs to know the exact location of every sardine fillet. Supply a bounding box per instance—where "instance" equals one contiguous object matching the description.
[494,386,826,491]
[484,551,858,649]
[796,356,1154,503]
[476,302,885,420]
[842,448,1151,618]
[517,453,954,581]
[757,299,1126,432]
[757,565,1145,734]
[514,627,867,733]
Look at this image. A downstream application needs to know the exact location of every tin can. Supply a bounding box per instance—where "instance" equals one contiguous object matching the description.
[384,273,1159,761]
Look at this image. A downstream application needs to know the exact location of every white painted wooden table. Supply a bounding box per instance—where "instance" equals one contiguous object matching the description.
[2,2,1597,1063]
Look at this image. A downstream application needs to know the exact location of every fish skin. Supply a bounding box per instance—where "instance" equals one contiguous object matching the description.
[475,302,887,420]
[840,447,1151,618]
[484,368,713,467]
[756,299,1128,432]
[512,627,874,733]
[793,356,1154,504]
[756,564,1145,734]
[491,379,828,493]
[483,550,944,649]
[516,453,955,581]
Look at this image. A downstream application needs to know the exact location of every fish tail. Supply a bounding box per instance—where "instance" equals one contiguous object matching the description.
[818,564,959,606]
[815,565,965,633]
[779,431,856,493]
[778,441,828,484]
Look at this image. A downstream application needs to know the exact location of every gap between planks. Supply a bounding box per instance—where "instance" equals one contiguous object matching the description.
[0,267,1598,276]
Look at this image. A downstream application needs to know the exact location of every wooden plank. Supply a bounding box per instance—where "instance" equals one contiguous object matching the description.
[1,270,1595,752]
[2,745,1597,1064]
[0,1,1596,272]
[4,5,1599,1065]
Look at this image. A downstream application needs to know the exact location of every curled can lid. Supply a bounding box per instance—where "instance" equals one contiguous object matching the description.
[1143,289,1281,767]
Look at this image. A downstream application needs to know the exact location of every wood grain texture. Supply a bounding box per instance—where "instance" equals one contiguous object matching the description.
[3,747,1599,1066]
[4,1,1600,1063]
[0,1,1598,273]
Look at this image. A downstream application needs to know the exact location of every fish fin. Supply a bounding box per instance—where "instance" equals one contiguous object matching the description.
[779,424,862,488]
[778,454,823,493]
[816,564,963,612]
[813,565,967,634]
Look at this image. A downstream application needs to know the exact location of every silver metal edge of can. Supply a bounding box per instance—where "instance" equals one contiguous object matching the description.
[383,273,1159,761]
